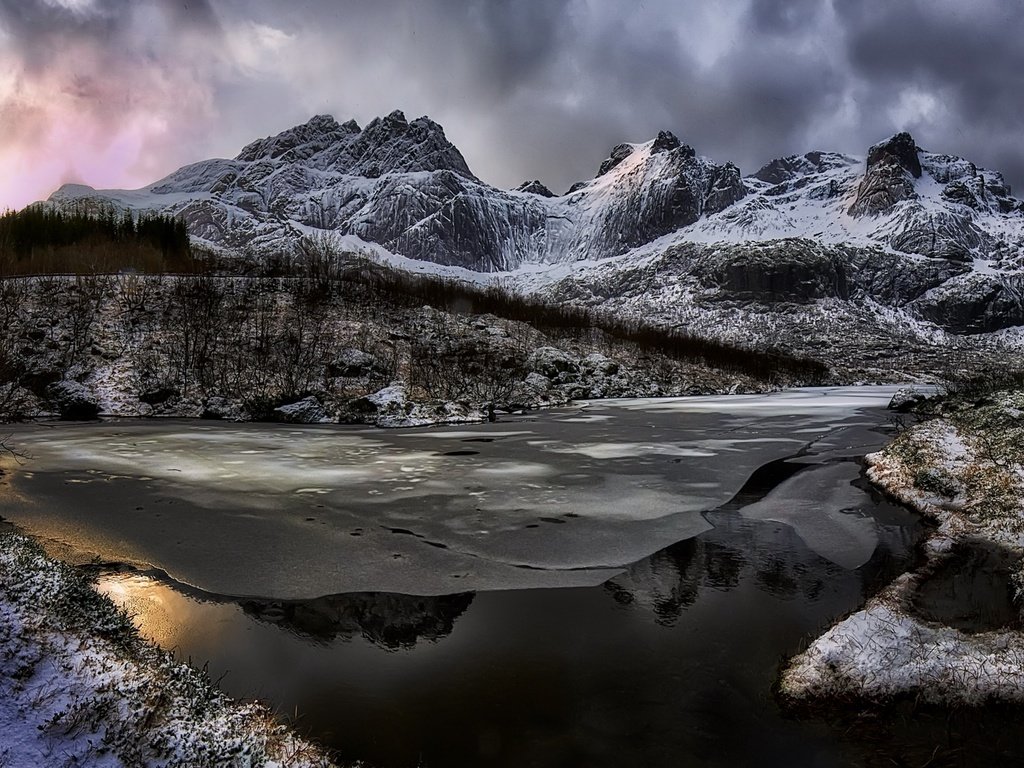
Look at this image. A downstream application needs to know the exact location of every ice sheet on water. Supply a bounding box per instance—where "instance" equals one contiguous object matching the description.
[593,386,904,416]
[740,462,879,569]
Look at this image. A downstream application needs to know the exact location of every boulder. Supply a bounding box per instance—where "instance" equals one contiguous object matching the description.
[329,348,378,378]
[274,396,329,424]
[340,384,412,424]
[47,380,100,420]
[888,387,928,412]
[201,396,245,421]
[527,347,579,379]
[581,353,620,377]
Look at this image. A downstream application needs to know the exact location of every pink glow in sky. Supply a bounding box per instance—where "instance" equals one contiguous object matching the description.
[1,0,1020,212]
[0,18,217,210]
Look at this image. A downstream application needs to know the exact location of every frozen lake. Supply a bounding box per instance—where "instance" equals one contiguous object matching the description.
[5,386,1000,766]
[3,387,904,597]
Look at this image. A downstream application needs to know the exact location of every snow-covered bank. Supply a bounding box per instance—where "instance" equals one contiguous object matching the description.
[781,390,1024,705]
[0,531,335,767]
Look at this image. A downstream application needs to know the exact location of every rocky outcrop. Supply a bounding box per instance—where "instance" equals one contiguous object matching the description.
[339,384,486,428]
[572,137,747,257]
[753,151,857,186]
[232,110,475,179]
[884,206,990,262]
[47,380,100,420]
[700,240,850,304]
[515,180,555,197]
[597,143,637,177]
[848,132,921,217]
[911,272,1024,334]
[273,396,329,424]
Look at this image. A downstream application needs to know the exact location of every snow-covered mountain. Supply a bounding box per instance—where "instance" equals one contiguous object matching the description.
[48,110,746,270]
[47,113,1024,345]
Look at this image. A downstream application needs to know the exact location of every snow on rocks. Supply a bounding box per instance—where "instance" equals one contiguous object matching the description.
[782,591,1024,705]
[46,380,100,421]
[0,532,333,767]
[780,391,1024,706]
[339,383,487,428]
[887,386,931,412]
[273,396,331,424]
[329,347,379,378]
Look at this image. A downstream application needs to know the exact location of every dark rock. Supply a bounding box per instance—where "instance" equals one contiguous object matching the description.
[941,179,981,209]
[753,151,856,185]
[516,180,555,197]
[47,380,100,420]
[868,132,921,178]
[597,143,636,177]
[230,111,476,181]
[848,132,921,217]
[754,156,809,185]
[139,387,178,406]
[200,396,239,420]
[651,130,682,153]
[705,162,746,214]
[911,273,1024,334]
[885,207,988,262]
[273,396,328,424]
[21,365,62,397]
[566,181,590,195]
[329,348,378,378]
[701,240,849,304]
[888,387,928,412]
[527,347,579,378]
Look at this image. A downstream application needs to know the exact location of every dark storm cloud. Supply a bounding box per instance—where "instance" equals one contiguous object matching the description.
[834,0,1024,186]
[1,0,1022,208]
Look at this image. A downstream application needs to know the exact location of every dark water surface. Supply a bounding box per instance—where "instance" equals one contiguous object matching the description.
[6,387,1016,766]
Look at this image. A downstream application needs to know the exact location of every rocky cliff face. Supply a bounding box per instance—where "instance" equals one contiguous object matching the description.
[45,118,1024,346]
[847,132,922,217]
[48,114,748,271]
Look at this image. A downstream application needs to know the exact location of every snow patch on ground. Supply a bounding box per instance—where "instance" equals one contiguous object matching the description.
[780,392,1024,705]
[0,533,334,767]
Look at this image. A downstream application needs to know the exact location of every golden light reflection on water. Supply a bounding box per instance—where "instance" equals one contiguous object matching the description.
[96,573,228,653]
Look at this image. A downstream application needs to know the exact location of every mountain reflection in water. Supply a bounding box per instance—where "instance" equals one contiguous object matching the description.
[240,592,475,649]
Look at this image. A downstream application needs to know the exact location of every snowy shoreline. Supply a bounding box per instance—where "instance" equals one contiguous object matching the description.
[780,390,1024,705]
[0,530,336,767]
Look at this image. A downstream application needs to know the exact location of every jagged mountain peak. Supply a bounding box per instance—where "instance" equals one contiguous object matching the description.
[597,143,637,177]
[235,114,353,163]
[866,131,922,179]
[752,151,857,185]
[848,131,923,217]
[231,110,475,179]
[516,180,555,197]
[651,130,683,154]
[596,131,697,178]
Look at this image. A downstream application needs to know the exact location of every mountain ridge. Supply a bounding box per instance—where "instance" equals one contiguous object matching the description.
[43,111,1024,346]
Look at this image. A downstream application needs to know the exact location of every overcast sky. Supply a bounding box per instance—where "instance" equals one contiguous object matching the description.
[0,0,1021,209]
